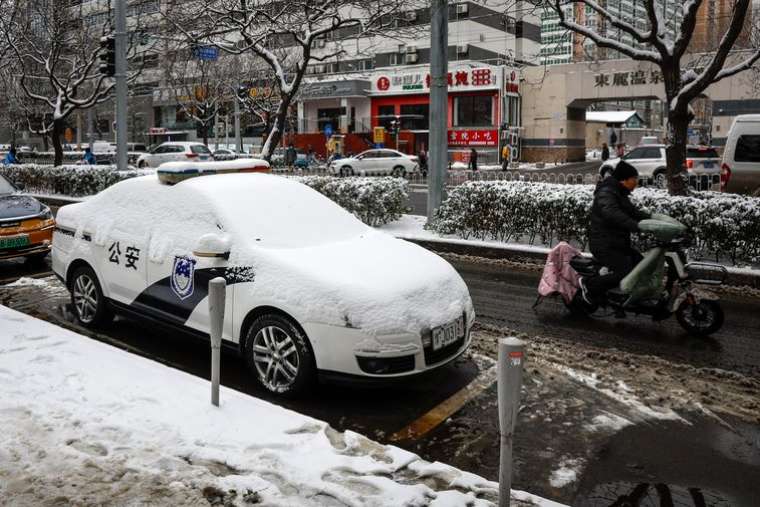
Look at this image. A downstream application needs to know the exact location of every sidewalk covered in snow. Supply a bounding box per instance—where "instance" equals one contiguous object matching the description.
[0,305,563,506]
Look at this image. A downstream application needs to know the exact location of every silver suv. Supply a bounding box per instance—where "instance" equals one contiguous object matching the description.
[599,145,720,187]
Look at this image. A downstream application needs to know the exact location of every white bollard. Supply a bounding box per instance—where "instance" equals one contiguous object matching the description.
[208,277,226,407]
[498,337,525,507]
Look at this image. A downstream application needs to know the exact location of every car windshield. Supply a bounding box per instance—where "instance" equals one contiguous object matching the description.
[191,145,211,154]
[0,176,16,195]
[190,175,369,249]
[686,147,719,158]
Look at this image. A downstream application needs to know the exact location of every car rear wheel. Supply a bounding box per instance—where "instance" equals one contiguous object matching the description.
[391,165,406,178]
[138,160,148,169]
[653,169,667,188]
[70,266,113,327]
[600,166,613,178]
[243,313,315,397]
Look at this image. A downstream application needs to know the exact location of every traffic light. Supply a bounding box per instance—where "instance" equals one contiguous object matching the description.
[99,35,115,77]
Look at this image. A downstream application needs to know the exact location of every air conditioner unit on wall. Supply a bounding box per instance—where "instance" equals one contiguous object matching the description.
[405,53,419,64]
[406,45,418,53]
[456,3,469,15]
[406,10,418,21]
[457,44,468,54]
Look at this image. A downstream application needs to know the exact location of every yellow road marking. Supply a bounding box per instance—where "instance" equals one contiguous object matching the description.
[388,365,498,442]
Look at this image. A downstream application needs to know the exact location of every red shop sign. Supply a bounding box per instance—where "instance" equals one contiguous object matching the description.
[448,129,498,147]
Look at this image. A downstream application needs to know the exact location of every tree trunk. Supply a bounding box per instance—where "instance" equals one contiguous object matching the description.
[52,119,65,167]
[261,96,291,162]
[665,108,691,196]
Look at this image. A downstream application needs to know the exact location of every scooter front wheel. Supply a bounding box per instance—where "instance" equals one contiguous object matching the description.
[676,300,724,336]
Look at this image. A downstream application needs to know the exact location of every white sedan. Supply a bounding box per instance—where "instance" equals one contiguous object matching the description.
[136,142,212,168]
[329,149,419,177]
[52,173,474,396]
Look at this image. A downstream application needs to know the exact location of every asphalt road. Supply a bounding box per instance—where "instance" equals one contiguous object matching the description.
[2,253,759,505]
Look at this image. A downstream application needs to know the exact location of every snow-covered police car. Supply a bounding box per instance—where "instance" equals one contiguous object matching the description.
[52,172,474,396]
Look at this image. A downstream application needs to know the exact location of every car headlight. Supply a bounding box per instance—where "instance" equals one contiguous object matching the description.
[38,206,53,220]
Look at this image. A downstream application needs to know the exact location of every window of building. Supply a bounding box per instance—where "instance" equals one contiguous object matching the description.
[377,105,395,130]
[400,104,429,130]
[389,53,400,66]
[455,96,493,127]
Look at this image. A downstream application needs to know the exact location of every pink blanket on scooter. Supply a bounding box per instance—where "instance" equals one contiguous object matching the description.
[538,242,582,303]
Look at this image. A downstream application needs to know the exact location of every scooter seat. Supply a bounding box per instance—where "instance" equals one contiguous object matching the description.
[570,256,598,273]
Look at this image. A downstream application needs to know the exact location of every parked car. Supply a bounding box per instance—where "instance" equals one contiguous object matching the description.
[599,144,720,187]
[720,115,760,195]
[0,175,55,262]
[328,149,419,177]
[212,148,239,161]
[52,173,474,396]
[127,143,148,153]
[136,142,212,168]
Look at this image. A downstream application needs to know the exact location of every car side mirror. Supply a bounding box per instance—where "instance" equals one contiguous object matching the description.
[14,182,25,191]
[193,233,231,260]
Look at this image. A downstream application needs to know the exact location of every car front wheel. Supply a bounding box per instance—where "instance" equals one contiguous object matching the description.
[243,313,315,397]
[138,160,148,168]
[339,166,353,177]
[70,266,113,327]
[653,169,667,188]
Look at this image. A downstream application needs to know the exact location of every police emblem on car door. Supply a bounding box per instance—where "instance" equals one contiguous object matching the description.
[171,256,196,300]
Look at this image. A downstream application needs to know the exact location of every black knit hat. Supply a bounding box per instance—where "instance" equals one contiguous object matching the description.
[612,160,639,181]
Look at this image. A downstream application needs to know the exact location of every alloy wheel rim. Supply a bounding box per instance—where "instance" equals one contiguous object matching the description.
[73,275,97,324]
[683,303,714,330]
[252,325,299,392]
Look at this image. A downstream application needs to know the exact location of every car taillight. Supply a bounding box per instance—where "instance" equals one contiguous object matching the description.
[720,163,731,191]
[686,159,694,170]
[186,153,199,158]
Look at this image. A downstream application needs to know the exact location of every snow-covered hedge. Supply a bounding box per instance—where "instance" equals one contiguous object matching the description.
[429,181,760,265]
[2,164,149,197]
[294,176,408,227]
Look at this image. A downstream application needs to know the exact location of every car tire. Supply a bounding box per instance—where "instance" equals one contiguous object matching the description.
[243,313,316,397]
[600,166,613,178]
[138,160,148,169]
[69,266,113,328]
[391,166,406,178]
[340,166,354,177]
[653,169,667,188]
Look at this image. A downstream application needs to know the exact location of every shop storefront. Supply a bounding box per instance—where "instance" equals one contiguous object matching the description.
[368,63,518,163]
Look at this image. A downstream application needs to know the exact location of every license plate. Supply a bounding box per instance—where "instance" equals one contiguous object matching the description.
[703,161,714,169]
[432,316,465,351]
[0,235,30,250]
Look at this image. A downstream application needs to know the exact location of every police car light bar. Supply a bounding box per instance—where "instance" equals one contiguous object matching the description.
[157,159,270,185]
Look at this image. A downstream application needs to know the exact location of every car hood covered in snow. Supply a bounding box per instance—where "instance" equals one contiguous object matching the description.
[0,194,44,220]
[233,231,473,336]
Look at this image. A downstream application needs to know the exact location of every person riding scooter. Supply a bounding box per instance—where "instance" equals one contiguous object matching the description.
[580,161,651,304]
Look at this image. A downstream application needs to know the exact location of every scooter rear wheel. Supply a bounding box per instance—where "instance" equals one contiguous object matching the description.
[676,300,724,336]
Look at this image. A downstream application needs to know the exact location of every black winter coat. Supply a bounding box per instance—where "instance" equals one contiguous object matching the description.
[588,177,650,253]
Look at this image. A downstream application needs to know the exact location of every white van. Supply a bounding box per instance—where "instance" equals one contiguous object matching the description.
[721,115,760,195]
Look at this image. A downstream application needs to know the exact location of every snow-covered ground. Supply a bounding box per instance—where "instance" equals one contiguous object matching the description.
[0,305,564,507]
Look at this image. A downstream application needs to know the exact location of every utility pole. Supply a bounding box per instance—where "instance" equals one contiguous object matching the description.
[234,95,242,153]
[114,0,128,171]
[427,0,448,221]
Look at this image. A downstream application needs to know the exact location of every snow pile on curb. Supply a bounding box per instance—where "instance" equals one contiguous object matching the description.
[0,306,562,507]
[3,164,152,197]
[293,176,408,226]
[428,181,760,265]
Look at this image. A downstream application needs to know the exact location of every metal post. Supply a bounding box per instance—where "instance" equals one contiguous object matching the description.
[114,0,128,171]
[497,337,525,507]
[208,277,226,407]
[427,0,448,221]
[234,96,242,154]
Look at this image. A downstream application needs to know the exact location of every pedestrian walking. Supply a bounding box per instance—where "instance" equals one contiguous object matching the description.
[418,148,428,176]
[501,144,510,171]
[2,147,18,165]
[83,147,96,165]
[616,143,625,158]
[601,143,610,161]
[285,143,297,169]
[469,148,478,171]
